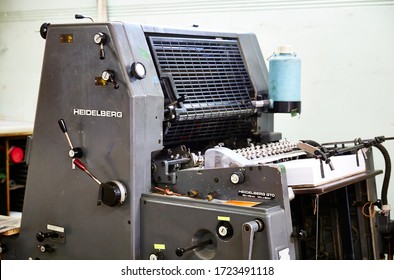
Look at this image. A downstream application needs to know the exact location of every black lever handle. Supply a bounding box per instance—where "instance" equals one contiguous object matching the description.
[58,119,83,158]
[58,119,67,133]
[36,231,59,242]
[175,239,212,257]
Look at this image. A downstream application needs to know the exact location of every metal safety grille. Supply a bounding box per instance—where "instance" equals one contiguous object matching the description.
[148,35,255,145]
[163,117,253,145]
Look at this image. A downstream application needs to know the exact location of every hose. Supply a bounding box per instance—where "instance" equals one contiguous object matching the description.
[373,142,391,206]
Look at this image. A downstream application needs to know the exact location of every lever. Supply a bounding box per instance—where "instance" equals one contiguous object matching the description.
[73,158,101,185]
[36,231,59,242]
[175,239,212,257]
[168,94,186,107]
[73,158,127,207]
[94,32,107,60]
[101,70,119,89]
[242,219,264,260]
[297,141,335,175]
[58,119,83,159]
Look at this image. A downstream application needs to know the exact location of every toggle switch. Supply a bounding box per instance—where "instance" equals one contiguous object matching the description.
[94,32,107,60]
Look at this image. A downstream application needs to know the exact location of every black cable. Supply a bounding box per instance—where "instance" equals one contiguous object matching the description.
[321,136,393,207]
[373,142,391,206]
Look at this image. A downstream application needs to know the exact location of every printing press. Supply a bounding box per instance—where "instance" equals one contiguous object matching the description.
[1,21,393,260]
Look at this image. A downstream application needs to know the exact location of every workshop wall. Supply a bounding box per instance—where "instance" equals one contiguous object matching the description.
[0,0,393,207]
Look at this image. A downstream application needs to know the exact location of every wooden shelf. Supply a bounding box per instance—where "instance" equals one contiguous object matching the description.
[0,122,32,216]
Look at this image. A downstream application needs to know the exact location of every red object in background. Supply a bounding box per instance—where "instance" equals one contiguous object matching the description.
[9,146,24,163]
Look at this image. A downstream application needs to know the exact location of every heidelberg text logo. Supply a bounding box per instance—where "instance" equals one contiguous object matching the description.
[73,108,123,118]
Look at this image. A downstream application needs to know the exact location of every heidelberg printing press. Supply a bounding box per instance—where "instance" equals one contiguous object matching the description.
[1,21,392,260]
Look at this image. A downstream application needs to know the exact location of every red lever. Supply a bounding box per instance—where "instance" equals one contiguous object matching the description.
[72,159,101,185]
[73,158,86,171]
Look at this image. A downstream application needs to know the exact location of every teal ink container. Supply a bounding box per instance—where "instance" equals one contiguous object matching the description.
[268,46,301,114]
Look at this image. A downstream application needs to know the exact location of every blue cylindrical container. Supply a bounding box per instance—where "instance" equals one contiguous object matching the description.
[268,46,301,114]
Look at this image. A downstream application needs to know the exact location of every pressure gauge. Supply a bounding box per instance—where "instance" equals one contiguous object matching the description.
[130,62,146,79]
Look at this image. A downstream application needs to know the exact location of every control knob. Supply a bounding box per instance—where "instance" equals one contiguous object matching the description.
[230,171,245,184]
[101,70,119,89]
[149,251,164,260]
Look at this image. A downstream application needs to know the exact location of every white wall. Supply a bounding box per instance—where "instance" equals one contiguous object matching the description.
[1,0,393,205]
[0,0,96,122]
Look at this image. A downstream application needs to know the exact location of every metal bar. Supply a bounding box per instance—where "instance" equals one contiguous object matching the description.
[336,187,355,259]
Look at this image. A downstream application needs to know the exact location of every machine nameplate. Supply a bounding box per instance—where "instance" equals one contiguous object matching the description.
[238,190,276,200]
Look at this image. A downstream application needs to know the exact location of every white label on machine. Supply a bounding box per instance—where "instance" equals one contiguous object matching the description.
[279,248,291,260]
[47,224,65,233]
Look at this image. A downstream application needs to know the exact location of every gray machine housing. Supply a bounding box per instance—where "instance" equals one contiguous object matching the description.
[3,21,379,260]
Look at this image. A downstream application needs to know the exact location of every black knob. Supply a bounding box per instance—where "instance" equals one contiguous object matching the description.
[40,23,51,39]
[68,147,83,159]
[98,181,127,207]
[36,231,59,242]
